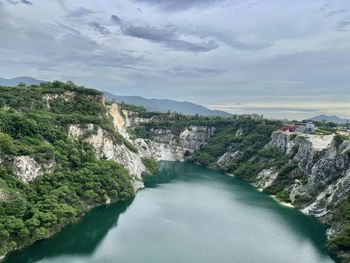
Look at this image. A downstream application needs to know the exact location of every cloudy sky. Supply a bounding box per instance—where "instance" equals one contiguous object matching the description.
[1,0,350,119]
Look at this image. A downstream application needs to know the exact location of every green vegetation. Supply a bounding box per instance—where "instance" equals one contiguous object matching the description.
[328,195,350,255]
[131,109,285,183]
[141,158,160,176]
[0,82,134,256]
[190,119,283,176]
[315,128,336,135]
[1,81,349,261]
[264,161,299,195]
[334,134,348,148]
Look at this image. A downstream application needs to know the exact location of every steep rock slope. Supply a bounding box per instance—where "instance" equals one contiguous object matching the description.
[195,129,350,262]
[0,82,137,257]
[132,108,350,262]
[64,104,216,191]
[1,82,350,262]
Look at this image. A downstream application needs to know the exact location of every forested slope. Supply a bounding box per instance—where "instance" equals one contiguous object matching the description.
[0,82,134,256]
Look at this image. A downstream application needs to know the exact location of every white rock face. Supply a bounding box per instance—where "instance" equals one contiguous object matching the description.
[179,126,215,150]
[68,123,95,138]
[0,188,6,202]
[151,126,215,151]
[302,168,350,217]
[262,130,350,233]
[125,111,155,125]
[216,150,239,166]
[68,124,147,191]
[134,138,187,161]
[270,131,334,154]
[42,92,76,108]
[109,104,129,139]
[254,169,278,189]
[66,104,216,192]
[306,134,334,151]
[67,107,216,191]
[12,156,55,182]
[67,122,214,191]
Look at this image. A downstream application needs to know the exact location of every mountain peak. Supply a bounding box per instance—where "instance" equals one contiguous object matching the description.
[0,76,45,86]
[308,114,348,124]
[105,92,231,117]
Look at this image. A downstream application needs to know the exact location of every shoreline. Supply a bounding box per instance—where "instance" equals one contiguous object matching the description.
[225,173,235,177]
[256,188,295,208]
[271,195,295,208]
[0,161,335,262]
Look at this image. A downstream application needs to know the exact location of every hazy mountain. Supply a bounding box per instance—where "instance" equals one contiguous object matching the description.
[0,76,44,86]
[105,92,231,117]
[308,114,349,124]
[0,77,230,117]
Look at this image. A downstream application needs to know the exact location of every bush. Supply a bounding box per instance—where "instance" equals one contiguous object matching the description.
[141,158,160,176]
[328,224,350,253]
[0,132,15,155]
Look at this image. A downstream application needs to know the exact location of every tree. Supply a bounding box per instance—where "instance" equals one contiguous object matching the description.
[32,227,47,241]
[3,197,27,217]
[24,218,40,231]
[0,132,15,155]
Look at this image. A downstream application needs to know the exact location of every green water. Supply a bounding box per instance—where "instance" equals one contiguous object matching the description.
[4,162,336,263]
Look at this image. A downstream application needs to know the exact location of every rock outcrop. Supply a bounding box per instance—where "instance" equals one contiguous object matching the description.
[0,188,6,202]
[254,168,278,190]
[66,104,216,191]
[68,123,147,191]
[11,156,55,182]
[255,131,350,239]
[148,126,215,152]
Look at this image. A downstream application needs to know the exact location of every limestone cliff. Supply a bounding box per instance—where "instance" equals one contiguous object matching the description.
[11,156,55,182]
[250,131,350,249]
[66,104,215,191]
[3,85,349,261]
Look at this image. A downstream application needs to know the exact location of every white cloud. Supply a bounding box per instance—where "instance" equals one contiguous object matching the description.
[0,0,349,120]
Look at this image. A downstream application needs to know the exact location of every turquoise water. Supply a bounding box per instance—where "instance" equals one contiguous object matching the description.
[4,161,336,263]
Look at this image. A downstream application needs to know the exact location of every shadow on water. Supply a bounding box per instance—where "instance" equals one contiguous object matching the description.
[146,161,336,261]
[4,199,134,263]
[4,161,338,263]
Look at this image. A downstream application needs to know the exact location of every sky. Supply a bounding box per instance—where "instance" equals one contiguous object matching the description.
[0,0,350,119]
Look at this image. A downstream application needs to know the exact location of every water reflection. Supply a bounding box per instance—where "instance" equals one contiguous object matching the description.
[4,199,133,263]
[4,161,336,263]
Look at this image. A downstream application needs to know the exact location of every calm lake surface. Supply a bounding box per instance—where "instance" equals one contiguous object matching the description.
[4,161,336,263]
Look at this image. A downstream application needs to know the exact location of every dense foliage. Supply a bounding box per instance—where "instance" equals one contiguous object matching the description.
[141,158,160,176]
[328,194,350,257]
[0,82,134,256]
[1,81,349,261]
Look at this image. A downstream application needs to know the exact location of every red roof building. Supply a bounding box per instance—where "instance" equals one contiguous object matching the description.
[281,124,297,132]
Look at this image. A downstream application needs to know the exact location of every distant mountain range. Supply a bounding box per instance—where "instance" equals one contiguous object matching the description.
[0,76,45,86]
[308,114,349,124]
[0,76,231,117]
[104,93,231,117]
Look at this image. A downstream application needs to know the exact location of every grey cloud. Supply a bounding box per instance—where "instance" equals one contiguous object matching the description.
[111,15,219,52]
[7,0,32,5]
[168,65,223,77]
[134,0,224,12]
[90,22,111,35]
[214,34,270,50]
[336,20,350,31]
[0,11,144,74]
[69,7,93,17]
[319,3,330,12]
[324,9,347,18]
[1,0,350,120]
[57,1,94,18]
